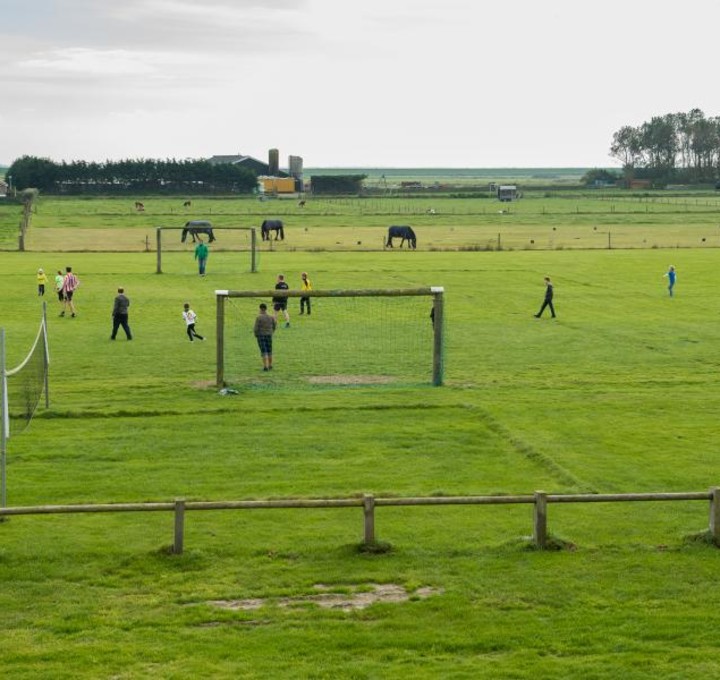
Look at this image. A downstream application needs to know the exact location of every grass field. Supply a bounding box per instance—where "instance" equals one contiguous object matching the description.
[1,196,720,677]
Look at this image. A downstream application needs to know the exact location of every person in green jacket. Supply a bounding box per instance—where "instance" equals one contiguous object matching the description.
[194,239,209,276]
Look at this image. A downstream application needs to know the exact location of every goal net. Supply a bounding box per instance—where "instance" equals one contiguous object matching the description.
[215,288,444,388]
[1,307,50,506]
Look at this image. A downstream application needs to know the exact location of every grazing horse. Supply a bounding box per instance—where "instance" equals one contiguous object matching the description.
[181,220,216,243]
[261,219,285,241]
[386,225,417,249]
[183,200,192,208]
[134,201,144,211]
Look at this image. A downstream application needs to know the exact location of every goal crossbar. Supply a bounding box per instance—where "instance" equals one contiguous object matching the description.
[215,287,445,387]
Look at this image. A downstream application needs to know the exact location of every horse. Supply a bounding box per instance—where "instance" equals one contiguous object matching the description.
[386,225,417,249]
[183,200,192,208]
[261,219,285,241]
[134,201,144,212]
[181,220,216,243]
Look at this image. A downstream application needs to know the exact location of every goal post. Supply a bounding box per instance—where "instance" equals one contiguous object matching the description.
[155,226,258,274]
[215,287,444,388]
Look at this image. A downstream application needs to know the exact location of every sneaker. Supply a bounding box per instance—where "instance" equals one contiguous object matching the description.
[533,314,540,318]
[263,367,268,371]
[285,322,290,328]
[59,312,65,317]
[71,313,76,318]
[268,365,273,370]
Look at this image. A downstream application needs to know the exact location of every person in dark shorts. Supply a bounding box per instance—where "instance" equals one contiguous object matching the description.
[60,266,79,318]
[272,274,290,328]
[254,303,277,371]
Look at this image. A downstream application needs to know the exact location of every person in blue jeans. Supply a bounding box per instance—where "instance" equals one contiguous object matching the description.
[194,239,209,276]
[664,265,677,297]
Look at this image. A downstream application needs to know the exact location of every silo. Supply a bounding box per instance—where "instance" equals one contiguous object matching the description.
[288,155,303,179]
[268,148,279,176]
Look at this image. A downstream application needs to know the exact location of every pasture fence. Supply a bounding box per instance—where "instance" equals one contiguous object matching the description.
[1,488,718,555]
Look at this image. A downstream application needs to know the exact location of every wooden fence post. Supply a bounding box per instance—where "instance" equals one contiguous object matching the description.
[363,494,375,545]
[533,491,547,549]
[709,487,720,546]
[173,499,185,554]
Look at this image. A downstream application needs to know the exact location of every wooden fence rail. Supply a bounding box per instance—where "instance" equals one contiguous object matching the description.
[0,489,718,554]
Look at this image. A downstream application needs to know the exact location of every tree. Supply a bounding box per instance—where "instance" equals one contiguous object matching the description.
[7,156,59,191]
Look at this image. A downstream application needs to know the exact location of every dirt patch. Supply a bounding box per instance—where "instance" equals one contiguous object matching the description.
[307,375,396,385]
[192,380,218,390]
[206,583,442,612]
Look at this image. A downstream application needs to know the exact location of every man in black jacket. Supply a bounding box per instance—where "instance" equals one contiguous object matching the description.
[111,288,133,340]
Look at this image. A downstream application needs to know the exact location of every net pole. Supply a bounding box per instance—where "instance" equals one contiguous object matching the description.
[432,289,444,386]
[1,327,7,508]
[43,301,50,408]
[251,228,257,273]
[216,293,225,387]
[156,227,162,274]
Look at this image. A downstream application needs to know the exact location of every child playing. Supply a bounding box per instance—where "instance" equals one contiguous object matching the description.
[37,268,48,296]
[182,303,205,342]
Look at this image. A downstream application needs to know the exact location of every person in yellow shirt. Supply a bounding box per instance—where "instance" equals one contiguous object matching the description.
[36,268,48,296]
[300,271,312,315]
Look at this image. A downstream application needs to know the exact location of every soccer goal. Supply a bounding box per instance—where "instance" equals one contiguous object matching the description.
[155,226,259,274]
[1,304,50,507]
[215,287,444,388]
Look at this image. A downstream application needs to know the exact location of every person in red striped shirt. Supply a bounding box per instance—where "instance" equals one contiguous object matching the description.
[60,266,80,318]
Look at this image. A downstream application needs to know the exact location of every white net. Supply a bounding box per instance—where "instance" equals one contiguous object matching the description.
[220,291,442,388]
[4,315,49,436]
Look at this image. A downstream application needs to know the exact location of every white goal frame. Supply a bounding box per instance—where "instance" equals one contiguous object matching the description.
[215,287,445,387]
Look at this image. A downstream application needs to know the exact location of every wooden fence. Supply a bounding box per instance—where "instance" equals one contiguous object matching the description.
[1,489,718,554]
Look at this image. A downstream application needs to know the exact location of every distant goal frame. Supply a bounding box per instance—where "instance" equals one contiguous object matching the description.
[155,226,258,274]
[215,287,445,387]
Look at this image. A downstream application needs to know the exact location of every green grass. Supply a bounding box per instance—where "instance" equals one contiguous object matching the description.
[1,199,720,677]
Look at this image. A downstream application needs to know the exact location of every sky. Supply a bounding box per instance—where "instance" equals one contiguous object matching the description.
[2,0,719,168]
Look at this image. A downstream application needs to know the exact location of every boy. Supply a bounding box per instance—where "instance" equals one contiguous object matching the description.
[182,303,205,341]
[272,274,290,328]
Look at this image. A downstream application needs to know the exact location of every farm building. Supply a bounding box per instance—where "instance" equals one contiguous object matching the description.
[497,185,519,202]
[206,154,288,176]
[258,176,298,194]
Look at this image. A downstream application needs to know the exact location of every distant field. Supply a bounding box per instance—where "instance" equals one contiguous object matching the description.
[1,197,720,677]
[3,193,720,253]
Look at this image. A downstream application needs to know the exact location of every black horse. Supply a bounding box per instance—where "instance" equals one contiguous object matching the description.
[181,220,216,243]
[386,225,417,249]
[261,219,285,241]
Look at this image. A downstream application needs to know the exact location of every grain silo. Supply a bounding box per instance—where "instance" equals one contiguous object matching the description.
[268,148,279,176]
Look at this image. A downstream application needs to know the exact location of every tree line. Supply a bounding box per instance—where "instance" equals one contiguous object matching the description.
[610,109,720,184]
[6,156,258,194]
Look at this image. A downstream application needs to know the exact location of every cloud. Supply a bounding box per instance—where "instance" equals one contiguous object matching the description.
[17,48,195,77]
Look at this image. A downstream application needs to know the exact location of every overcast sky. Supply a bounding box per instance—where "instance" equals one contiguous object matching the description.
[2,0,718,168]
